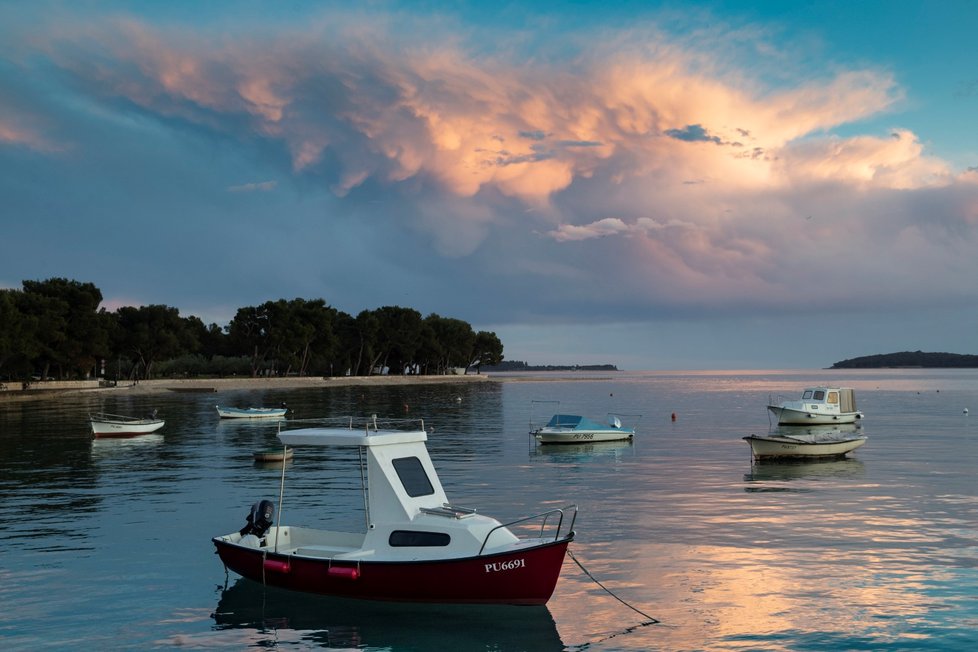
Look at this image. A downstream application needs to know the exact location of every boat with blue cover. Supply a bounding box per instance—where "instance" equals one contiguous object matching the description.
[531,413,636,444]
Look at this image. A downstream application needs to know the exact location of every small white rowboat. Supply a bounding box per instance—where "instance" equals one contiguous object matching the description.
[216,405,288,419]
[90,412,165,437]
[744,425,867,460]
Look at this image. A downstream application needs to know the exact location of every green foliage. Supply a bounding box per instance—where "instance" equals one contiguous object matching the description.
[114,304,196,379]
[0,289,40,377]
[0,278,503,381]
[832,351,978,368]
[470,331,504,371]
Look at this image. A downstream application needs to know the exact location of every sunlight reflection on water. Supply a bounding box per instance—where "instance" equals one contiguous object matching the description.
[1,369,977,650]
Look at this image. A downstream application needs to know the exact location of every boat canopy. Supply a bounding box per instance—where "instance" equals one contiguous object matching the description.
[545,414,623,430]
[277,423,445,524]
[279,428,427,447]
[546,414,583,428]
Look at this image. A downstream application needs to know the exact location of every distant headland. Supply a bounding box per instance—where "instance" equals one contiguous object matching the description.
[481,360,619,372]
[831,351,978,368]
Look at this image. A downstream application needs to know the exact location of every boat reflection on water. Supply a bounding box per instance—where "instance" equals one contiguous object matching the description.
[215,417,287,432]
[90,433,164,457]
[745,456,865,481]
[212,578,565,651]
[532,440,634,462]
[252,457,294,471]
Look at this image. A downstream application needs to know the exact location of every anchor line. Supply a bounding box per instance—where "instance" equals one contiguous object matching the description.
[566,619,662,651]
[567,549,659,625]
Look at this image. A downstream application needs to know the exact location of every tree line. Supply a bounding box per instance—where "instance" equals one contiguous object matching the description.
[0,278,504,382]
[831,351,978,368]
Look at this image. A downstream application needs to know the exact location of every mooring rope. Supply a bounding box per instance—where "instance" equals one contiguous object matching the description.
[568,549,659,625]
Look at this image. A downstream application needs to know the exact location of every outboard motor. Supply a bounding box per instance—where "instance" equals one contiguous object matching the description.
[239,499,275,538]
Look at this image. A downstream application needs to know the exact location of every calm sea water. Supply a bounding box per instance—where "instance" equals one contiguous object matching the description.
[1,369,976,651]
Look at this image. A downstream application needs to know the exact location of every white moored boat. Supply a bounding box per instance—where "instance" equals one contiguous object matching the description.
[744,424,867,460]
[767,387,863,425]
[531,413,636,444]
[213,417,577,605]
[89,411,165,437]
[216,405,289,419]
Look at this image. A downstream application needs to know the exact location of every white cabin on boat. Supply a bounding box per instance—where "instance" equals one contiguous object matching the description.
[767,387,863,425]
[275,425,522,560]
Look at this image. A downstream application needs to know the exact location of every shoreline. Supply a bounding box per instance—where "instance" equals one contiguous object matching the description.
[0,374,496,404]
[0,371,633,404]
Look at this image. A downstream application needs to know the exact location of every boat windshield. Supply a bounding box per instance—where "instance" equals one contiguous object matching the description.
[812,390,825,400]
[803,390,813,399]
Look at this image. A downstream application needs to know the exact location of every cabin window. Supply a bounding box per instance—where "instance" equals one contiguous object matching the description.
[803,390,813,399]
[827,392,839,404]
[813,390,825,400]
[389,530,451,547]
[392,457,435,497]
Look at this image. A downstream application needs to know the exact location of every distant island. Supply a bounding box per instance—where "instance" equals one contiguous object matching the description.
[481,360,619,372]
[832,351,978,368]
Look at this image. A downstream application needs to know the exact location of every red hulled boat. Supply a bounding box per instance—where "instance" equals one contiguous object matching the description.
[213,417,576,605]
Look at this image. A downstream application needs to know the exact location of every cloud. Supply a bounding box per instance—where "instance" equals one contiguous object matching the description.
[4,7,978,334]
[777,129,950,189]
[547,217,695,242]
[0,102,65,153]
[26,16,907,208]
[227,180,277,192]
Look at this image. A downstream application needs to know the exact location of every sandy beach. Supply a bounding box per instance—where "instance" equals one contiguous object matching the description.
[0,374,495,403]
[0,371,627,404]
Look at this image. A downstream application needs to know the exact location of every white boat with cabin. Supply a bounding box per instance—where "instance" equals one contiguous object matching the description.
[767,387,863,425]
[213,417,577,604]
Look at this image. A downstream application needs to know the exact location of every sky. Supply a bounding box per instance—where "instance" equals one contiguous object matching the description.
[2,0,977,371]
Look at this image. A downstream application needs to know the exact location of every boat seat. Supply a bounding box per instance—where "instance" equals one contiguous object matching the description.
[419,503,477,519]
[295,545,360,558]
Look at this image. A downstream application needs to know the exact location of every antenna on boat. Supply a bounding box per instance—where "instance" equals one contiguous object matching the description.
[274,419,287,554]
[359,445,370,529]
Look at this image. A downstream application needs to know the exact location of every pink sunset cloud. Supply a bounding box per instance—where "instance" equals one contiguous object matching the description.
[10,9,977,329]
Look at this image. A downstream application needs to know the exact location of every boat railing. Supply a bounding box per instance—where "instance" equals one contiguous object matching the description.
[90,412,149,422]
[528,399,561,431]
[280,415,427,433]
[477,504,578,555]
[420,503,478,519]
